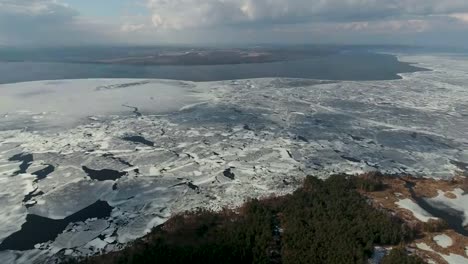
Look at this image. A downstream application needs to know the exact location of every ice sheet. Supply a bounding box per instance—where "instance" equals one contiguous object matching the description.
[0,79,204,130]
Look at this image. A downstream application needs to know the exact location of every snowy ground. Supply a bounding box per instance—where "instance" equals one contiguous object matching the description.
[417,242,468,264]
[433,234,453,248]
[395,198,438,222]
[0,54,467,263]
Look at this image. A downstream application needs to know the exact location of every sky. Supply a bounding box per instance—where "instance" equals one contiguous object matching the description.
[1,0,468,47]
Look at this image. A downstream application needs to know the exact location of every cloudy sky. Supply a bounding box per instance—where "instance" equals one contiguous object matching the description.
[1,0,468,46]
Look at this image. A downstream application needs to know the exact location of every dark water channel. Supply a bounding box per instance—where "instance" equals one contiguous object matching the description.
[404,181,467,236]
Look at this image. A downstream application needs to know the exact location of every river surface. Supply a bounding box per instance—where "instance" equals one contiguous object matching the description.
[0,52,425,84]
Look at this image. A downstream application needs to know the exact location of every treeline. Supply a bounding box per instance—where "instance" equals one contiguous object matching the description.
[76,174,425,264]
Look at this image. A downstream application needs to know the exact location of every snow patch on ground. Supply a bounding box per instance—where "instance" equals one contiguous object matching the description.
[433,234,453,248]
[416,242,468,264]
[440,253,468,264]
[369,246,390,264]
[395,199,438,222]
[416,243,434,252]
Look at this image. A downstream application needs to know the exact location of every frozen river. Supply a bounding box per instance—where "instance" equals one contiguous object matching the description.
[0,54,467,263]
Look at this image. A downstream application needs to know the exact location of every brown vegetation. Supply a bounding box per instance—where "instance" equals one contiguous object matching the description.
[358,172,468,263]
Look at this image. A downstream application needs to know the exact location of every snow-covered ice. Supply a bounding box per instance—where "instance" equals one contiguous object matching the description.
[0,79,206,130]
[0,54,468,263]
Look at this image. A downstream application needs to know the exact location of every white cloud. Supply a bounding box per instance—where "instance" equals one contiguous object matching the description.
[134,0,468,46]
[0,0,118,45]
[121,23,146,33]
[0,0,467,46]
[450,13,468,24]
[0,0,78,28]
[338,19,430,33]
[145,0,468,30]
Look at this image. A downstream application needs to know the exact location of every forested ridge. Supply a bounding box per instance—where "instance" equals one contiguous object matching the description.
[73,174,425,264]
